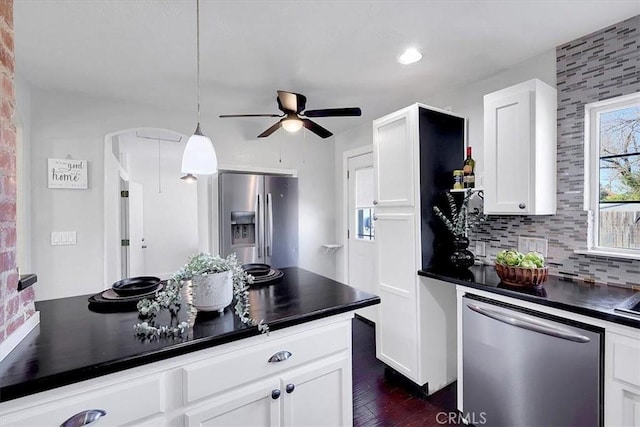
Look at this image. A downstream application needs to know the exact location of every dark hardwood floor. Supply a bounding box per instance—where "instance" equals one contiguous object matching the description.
[352,317,459,427]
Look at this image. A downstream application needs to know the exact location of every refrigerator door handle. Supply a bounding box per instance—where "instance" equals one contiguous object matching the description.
[257,193,263,258]
[267,193,273,257]
[466,303,591,343]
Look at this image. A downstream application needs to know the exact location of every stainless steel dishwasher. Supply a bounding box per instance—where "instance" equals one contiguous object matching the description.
[462,294,603,427]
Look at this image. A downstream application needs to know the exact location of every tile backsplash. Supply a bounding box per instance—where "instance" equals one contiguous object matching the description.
[470,15,640,288]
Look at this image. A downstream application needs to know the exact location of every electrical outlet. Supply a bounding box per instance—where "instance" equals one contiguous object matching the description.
[475,241,486,257]
[517,236,548,257]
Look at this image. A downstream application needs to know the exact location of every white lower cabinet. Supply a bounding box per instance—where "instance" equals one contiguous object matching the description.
[606,327,640,427]
[0,316,354,427]
[186,354,351,427]
[185,378,281,427]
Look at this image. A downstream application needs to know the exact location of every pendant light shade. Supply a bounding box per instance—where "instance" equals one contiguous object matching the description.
[182,124,218,174]
[181,0,218,176]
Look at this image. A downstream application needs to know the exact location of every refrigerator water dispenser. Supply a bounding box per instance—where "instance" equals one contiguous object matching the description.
[230,211,256,247]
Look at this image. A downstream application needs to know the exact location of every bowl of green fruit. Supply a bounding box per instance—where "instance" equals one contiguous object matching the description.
[494,249,548,287]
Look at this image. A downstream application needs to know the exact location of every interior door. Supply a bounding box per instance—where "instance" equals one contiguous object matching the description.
[128,181,145,277]
[347,152,377,323]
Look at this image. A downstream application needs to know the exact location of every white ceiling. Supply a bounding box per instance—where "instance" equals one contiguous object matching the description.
[13,0,640,137]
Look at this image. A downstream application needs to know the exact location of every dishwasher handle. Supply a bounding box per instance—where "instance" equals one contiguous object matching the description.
[466,303,591,343]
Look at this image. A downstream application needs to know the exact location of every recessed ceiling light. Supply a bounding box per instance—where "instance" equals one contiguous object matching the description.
[398,48,422,65]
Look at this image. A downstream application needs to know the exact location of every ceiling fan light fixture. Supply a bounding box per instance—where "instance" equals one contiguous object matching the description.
[398,48,422,65]
[181,0,218,176]
[282,116,303,133]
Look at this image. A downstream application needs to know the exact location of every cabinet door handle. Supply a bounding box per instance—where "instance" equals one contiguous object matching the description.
[271,389,281,399]
[60,409,106,427]
[268,350,292,363]
[373,215,378,221]
[519,203,526,209]
[286,383,295,393]
[373,200,378,205]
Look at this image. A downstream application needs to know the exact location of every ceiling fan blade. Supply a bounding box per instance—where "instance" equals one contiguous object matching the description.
[257,121,282,138]
[219,113,282,118]
[277,90,306,113]
[302,119,333,139]
[303,107,362,118]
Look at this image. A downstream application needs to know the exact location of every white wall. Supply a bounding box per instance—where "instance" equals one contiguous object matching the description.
[332,48,556,284]
[121,134,199,278]
[27,88,337,301]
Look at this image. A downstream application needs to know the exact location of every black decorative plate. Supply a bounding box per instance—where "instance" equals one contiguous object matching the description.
[242,263,272,277]
[88,283,163,312]
[250,269,284,287]
[111,276,161,297]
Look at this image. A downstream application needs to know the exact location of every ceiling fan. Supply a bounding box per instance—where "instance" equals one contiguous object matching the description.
[219,90,362,139]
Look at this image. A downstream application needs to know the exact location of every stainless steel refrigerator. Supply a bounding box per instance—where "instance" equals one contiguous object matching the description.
[219,172,298,268]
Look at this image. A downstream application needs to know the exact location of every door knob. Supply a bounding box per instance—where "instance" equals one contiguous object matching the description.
[519,203,526,209]
[286,383,295,393]
[373,200,378,205]
[271,389,281,399]
[373,215,378,221]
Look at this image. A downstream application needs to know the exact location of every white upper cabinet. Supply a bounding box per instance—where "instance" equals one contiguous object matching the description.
[373,106,417,208]
[483,78,557,215]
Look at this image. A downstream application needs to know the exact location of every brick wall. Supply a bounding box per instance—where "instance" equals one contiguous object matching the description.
[0,0,35,345]
[471,15,640,288]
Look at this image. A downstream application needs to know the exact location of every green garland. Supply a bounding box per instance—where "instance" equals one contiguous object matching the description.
[134,253,268,339]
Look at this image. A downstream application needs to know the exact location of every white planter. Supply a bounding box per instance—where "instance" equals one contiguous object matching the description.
[191,271,233,313]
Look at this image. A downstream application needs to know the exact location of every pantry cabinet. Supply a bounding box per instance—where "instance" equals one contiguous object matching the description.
[483,78,557,215]
[372,103,463,393]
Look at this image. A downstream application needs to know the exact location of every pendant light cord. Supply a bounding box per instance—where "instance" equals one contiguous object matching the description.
[196,0,201,126]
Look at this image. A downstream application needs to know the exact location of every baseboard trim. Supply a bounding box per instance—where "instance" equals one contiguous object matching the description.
[384,366,429,398]
[0,311,40,362]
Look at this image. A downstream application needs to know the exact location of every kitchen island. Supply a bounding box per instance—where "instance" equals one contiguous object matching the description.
[0,267,379,426]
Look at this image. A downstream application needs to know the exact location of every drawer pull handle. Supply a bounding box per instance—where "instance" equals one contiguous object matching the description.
[268,350,292,363]
[61,409,106,427]
[271,389,281,399]
[286,383,295,393]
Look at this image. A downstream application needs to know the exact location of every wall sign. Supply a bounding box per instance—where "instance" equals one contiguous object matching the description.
[47,158,88,189]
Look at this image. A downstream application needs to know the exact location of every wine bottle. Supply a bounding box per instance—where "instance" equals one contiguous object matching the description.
[463,147,475,188]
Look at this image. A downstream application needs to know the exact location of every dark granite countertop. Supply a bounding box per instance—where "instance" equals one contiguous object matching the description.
[419,265,640,329]
[0,267,379,403]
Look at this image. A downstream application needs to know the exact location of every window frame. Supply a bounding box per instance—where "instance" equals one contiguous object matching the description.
[583,92,640,258]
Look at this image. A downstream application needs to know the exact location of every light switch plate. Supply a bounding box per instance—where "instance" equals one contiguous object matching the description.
[51,231,77,246]
[517,236,548,257]
[475,241,486,257]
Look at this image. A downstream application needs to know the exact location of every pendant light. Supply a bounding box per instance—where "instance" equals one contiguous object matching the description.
[181,0,218,176]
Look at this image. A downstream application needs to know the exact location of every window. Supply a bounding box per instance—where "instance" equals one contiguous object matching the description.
[584,93,640,256]
[355,167,375,241]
